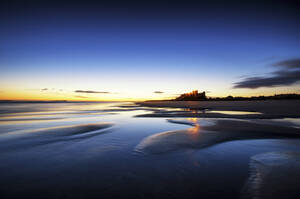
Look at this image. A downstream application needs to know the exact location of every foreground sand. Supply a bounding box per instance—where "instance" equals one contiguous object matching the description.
[135,118,300,154]
[136,100,300,119]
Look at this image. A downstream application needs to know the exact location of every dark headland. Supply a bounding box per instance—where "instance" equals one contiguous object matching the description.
[174,90,300,101]
[136,90,300,119]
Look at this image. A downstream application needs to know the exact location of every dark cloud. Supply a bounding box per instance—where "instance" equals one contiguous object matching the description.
[234,70,300,89]
[41,88,48,91]
[154,91,164,94]
[234,58,300,89]
[272,58,300,69]
[75,90,110,94]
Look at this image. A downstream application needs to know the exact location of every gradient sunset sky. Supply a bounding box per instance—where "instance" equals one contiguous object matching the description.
[1,0,299,101]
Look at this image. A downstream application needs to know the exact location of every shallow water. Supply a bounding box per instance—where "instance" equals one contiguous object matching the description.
[0,102,300,199]
[206,110,262,115]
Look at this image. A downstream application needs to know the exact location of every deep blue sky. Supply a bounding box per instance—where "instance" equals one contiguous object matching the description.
[0,0,300,100]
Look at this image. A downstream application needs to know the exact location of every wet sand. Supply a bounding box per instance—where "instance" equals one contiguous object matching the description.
[136,100,300,119]
[1,102,300,199]
[136,118,300,154]
[0,122,114,151]
[242,152,300,199]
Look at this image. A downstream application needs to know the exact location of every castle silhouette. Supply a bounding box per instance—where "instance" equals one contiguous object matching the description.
[175,90,207,101]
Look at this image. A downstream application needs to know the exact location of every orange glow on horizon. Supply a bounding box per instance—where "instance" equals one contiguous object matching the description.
[0,85,299,102]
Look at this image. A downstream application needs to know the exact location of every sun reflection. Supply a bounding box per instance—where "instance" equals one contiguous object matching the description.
[186,125,201,140]
[186,118,201,139]
[187,118,198,123]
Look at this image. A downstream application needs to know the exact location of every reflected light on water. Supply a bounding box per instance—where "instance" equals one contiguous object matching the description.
[208,110,262,115]
[187,118,198,123]
[186,118,201,139]
[187,125,201,139]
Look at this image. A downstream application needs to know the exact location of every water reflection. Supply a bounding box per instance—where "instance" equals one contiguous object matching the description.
[0,102,300,199]
[207,110,262,115]
[135,118,219,154]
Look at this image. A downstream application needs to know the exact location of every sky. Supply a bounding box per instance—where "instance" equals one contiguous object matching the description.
[0,0,300,101]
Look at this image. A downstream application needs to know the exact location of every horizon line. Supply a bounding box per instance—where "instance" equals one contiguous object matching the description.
[1,93,300,103]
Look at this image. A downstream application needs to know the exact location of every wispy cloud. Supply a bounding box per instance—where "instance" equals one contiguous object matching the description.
[74,95,89,98]
[74,90,110,94]
[154,91,164,94]
[234,58,300,89]
[25,88,53,92]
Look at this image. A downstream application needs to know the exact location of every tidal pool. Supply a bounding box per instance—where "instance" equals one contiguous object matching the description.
[206,110,262,115]
[0,102,299,199]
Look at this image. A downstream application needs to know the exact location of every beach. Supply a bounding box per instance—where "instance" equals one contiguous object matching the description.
[136,100,300,119]
[1,0,299,198]
[0,101,300,199]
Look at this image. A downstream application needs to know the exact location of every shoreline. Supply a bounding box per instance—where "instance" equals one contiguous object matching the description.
[136,100,300,119]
